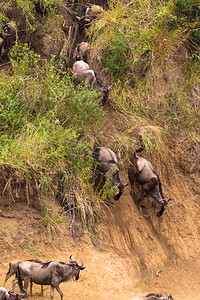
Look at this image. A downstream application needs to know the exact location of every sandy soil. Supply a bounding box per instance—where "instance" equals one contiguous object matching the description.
[0,174,200,300]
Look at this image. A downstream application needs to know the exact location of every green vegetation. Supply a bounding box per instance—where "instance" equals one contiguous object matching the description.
[0,0,199,235]
[0,42,103,231]
[90,0,200,137]
[102,35,130,79]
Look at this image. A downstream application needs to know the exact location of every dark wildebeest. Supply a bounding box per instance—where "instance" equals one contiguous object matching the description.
[75,15,92,34]
[131,293,174,300]
[83,5,104,17]
[4,259,43,295]
[93,146,127,201]
[72,60,112,105]
[0,37,5,57]
[76,5,104,34]
[73,42,90,61]
[17,256,85,300]
[1,22,17,50]
[0,287,21,300]
[128,148,171,217]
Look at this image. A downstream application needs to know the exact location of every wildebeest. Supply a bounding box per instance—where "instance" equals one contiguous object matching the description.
[17,256,85,300]
[128,148,171,217]
[132,293,174,300]
[0,287,21,300]
[93,146,127,201]
[73,42,90,61]
[75,15,92,34]
[72,60,112,105]
[83,5,104,17]
[1,22,17,50]
[4,259,43,295]
[0,37,5,57]
[76,5,104,34]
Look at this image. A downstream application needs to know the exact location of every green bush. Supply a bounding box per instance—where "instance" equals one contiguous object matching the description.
[102,35,130,79]
[157,0,200,45]
[0,44,104,229]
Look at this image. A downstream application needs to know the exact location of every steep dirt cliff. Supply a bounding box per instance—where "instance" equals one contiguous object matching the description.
[0,111,200,300]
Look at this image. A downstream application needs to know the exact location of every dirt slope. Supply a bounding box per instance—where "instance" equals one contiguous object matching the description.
[0,109,200,300]
[0,175,200,300]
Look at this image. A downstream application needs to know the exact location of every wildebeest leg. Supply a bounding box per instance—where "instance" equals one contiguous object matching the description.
[155,199,165,217]
[50,285,54,299]
[30,279,32,296]
[41,285,43,295]
[23,277,30,293]
[157,206,165,217]
[12,277,18,292]
[54,285,63,300]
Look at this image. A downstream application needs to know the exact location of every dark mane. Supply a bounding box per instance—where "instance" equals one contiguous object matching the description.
[28,259,41,263]
[145,293,162,298]
[41,262,52,268]
[82,6,88,15]
[107,159,117,164]
[153,171,164,199]
[58,261,67,265]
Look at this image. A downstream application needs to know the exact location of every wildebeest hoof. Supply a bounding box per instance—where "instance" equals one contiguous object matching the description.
[157,208,164,217]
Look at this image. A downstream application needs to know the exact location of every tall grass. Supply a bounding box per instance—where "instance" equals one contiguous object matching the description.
[89,0,200,140]
[0,43,104,231]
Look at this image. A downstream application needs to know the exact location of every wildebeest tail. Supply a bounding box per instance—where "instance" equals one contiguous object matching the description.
[17,266,25,293]
[6,262,11,277]
[153,171,164,199]
[134,147,145,158]
[4,262,12,285]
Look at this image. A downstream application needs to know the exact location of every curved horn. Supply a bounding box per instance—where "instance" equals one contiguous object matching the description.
[77,260,83,267]
[69,255,73,263]
[69,255,76,264]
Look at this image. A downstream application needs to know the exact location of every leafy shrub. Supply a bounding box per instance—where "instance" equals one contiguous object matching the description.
[172,0,200,44]
[0,44,104,230]
[102,35,130,79]
[157,0,200,45]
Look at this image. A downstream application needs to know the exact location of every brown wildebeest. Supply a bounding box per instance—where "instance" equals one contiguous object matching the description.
[93,146,128,200]
[128,148,171,217]
[4,259,43,295]
[17,256,85,300]
[72,60,112,105]
[131,293,174,300]
[73,42,90,61]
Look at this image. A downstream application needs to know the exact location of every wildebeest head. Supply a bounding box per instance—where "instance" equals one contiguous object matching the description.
[149,172,171,217]
[73,42,90,61]
[100,84,113,106]
[7,289,22,300]
[69,255,85,281]
[2,22,17,50]
[109,166,128,201]
[156,198,171,217]
[76,15,92,34]
[94,76,113,105]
